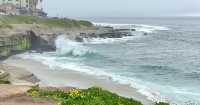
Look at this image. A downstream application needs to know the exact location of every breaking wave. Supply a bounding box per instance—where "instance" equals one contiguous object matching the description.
[17,19,200,105]
[18,52,168,103]
[55,35,96,57]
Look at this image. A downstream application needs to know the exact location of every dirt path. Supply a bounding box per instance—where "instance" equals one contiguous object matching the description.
[0,94,57,105]
[0,85,57,105]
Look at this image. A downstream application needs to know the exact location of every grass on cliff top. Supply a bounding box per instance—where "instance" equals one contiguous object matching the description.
[155,102,170,105]
[0,15,93,28]
[27,85,169,105]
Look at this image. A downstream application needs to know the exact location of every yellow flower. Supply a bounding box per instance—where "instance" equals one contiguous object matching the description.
[58,102,62,105]
[29,90,39,97]
[69,88,85,98]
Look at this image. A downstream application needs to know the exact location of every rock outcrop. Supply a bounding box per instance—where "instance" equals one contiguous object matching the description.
[0,33,31,59]
[0,64,40,85]
[0,21,137,58]
[0,70,9,81]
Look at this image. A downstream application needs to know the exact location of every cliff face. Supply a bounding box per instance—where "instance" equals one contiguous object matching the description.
[0,16,125,58]
[0,15,97,58]
[0,34,31,58]
[0,25,99,58]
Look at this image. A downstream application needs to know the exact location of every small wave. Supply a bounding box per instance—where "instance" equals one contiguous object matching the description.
[94,22,169,33]
[55,35,96,57]
[21,51,200,105]
[81,22,170,44]
[18,52,168,103]
[82,36,140,44]
[18,52,200,105]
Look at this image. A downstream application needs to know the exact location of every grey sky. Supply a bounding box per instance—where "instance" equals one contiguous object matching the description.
[43,0,200,17]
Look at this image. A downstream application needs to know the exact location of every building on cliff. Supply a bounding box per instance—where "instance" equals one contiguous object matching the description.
[0,0,47,16]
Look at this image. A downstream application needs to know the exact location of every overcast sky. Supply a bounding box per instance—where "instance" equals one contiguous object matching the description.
[43,0,200,18]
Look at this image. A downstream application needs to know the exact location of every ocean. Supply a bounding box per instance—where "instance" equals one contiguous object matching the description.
[19,17,200,105]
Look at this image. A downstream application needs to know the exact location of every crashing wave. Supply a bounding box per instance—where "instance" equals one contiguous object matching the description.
[18,51,169,103]
[55,35,96,57]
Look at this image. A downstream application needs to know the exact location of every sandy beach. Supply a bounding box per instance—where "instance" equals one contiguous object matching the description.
[2,56,154,105]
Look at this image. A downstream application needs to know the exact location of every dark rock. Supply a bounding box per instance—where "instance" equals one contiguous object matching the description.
[75,36,83,42]
[144,32,148,35]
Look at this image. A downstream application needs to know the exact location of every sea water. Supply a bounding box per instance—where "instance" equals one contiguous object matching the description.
[19,17,200,105]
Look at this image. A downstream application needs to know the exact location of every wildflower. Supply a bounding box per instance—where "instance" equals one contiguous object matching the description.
[69,88,85,98]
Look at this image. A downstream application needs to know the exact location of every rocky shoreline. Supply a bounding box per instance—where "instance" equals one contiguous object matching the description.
[0,16,138,87]
[0,17,141,59]
[0,16,166,105]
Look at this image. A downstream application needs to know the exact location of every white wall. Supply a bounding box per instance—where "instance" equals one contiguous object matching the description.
[0,0,29,8]
[36,0,42,10]
[0,0,43,10]
[0,0,20,6]
[20,0,29,8]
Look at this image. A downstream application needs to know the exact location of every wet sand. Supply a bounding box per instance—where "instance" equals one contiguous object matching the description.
[3,56,154,105]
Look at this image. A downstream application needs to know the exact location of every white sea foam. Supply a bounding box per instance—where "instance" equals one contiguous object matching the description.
[18,36,168,103]
[18,34,200,105]
[18,50,200,105]
[94,22,169,33]
[55,35,95,56]
[84,22,170,44]
[82,35,141,44]
[16,21,200,105]
[19,52,169,103]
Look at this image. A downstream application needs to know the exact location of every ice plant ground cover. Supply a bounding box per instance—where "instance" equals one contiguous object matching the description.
[27,85,169,105]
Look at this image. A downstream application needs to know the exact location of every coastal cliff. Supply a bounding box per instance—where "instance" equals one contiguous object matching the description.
[0,34,31,58]
[0,16,170,105]
[0,15,131,58]
[0,15,96,58]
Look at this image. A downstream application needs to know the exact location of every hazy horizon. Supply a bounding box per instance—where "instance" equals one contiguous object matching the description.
[43,0,200,18]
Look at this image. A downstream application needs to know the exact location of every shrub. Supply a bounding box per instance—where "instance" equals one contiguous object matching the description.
[155,102,170,105]
[27,86,170,105]
[0,15,93,28]
[27,85,40,97]
[78,20,93,27]
[0,80,11,84]
[27,86,143,105]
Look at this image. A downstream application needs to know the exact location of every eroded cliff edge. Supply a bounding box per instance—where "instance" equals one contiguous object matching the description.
[0,15,133,59]
[0,15,99,58]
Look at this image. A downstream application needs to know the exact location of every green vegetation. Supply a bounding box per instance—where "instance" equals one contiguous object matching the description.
[0,35,31,57]
[0,17,12,28]
[0,80,11,84]
[0,47,11,57]
[0,23,13,29]
[0,15,93,28]
[27,86,142,105]
[17,36,31,50]
[155,102,170,105]
[27,85,169,105]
